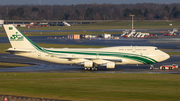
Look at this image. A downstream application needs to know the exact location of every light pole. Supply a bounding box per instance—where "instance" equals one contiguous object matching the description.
[39,0,41,5]
[130,15,135,31]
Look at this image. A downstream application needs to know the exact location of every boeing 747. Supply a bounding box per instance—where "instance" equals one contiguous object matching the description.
[3,25,170,70]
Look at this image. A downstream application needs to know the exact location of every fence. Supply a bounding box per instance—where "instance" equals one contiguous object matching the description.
[0,95,66,101]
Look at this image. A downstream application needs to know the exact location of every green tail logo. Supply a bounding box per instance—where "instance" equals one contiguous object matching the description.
[9,27,13,30]
[10,32,24,41]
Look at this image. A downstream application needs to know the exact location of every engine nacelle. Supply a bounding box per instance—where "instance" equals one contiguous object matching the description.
[106,62,115,69]
[101,62,115,69]
[84,61,93,67]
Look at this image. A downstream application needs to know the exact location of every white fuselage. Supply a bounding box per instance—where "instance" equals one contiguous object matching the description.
[9,46,170,65]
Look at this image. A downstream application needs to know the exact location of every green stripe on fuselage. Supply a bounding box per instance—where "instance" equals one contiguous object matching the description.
[43,49,157,64]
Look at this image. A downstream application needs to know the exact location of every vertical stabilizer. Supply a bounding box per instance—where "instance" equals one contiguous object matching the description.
[3,25,39,50]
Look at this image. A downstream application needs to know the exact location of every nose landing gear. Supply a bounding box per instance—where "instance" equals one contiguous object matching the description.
[150,64,154,70]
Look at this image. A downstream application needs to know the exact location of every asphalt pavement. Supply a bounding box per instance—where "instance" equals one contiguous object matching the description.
[1,29,180,73]
[0,54,180,74]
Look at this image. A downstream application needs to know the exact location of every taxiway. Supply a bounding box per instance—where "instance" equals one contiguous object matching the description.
[0,29,180,73]
[0,54,180,74]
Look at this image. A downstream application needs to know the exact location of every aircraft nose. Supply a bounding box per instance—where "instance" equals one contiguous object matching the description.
[159,52,170,62]
[165,53,170,60]
[162,52,170,61]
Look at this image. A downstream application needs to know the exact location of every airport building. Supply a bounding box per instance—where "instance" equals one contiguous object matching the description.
[0,20,4,27]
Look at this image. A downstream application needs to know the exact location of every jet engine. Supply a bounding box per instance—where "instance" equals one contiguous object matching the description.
[84,61,93,67]
[101,62,115,69]
[106,62,115,68]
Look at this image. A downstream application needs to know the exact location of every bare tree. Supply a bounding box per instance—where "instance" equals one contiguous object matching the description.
[0,3,180,20]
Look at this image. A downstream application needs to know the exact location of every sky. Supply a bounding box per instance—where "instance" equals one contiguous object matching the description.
[0,0,180,5]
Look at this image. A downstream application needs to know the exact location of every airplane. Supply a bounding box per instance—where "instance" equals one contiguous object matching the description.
[3,25,170,70]
[63,21,71,26]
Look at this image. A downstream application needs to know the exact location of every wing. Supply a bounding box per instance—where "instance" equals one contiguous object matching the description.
[57,56,122,64]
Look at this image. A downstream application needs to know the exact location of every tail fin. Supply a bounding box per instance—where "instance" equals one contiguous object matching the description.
[3,24,40,50]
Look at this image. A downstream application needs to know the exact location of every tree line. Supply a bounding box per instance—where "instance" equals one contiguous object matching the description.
[0,3,180,20]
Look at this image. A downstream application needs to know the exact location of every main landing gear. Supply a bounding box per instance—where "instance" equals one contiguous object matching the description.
[84,64,98,71]
[84,67,98,71]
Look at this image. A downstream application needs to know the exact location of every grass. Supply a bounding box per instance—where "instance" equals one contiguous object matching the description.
[0,31,122,37]
[0,21,180,101]
[0,43,11,53]
[83,21,180,26]
[166,52,180,55]
[22,31,122,36]
[0,21,179,37]
[0,73,179,101]
[0,33,6,37]
[37,43,105,48]
[160,49,174,51]
[160,49,180,55]
[0,62,32,68]
[0,21,180,32]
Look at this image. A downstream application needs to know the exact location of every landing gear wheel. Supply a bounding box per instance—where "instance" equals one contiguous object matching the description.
[91,67,98,71]
[162,67,165,70]
[88,67,91,70]
[92,63,98,71]
[84,67,88,70]
[150,65,154,70]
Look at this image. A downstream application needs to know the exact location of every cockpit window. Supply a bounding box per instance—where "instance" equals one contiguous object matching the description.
[155,48,159,50]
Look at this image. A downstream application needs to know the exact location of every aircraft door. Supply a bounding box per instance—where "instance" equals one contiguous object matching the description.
[38,53,41,59]
[132,46,136,52]
[96,53,99,59]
